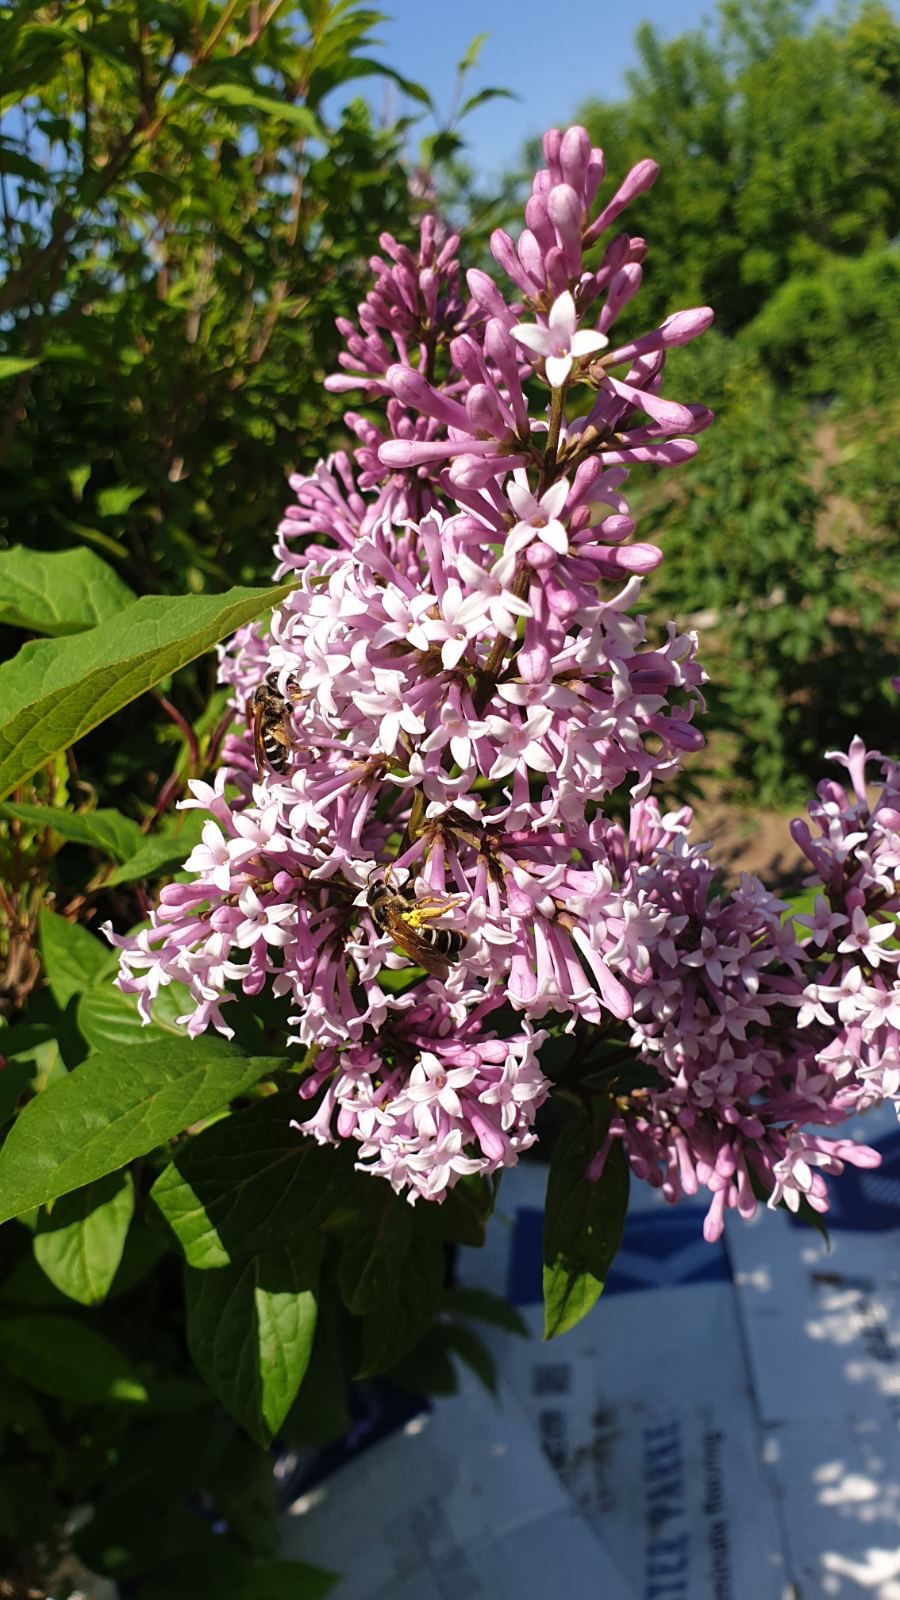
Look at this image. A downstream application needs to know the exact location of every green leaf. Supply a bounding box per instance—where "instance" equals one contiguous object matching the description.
[0,1044,277,1224]
[0,546,135,635]
[75,976,200,1053]
[441,1285,528,1337]
[337,1184,413,1316]
[96,485,144,518]
[457,31,488,73]
[198,83,321,135]
[3,799,144,860]
[386,1326,458,1397]
[0,580,293,799]
[152,1095,348,1270]
[458,86,517,116]
[185,1244,318,1447]
[542,1116,629,1340]
[0,1313,147,1403]
[227,1562,337,1600]
[33,1172,135,1306]
[441,1322,498,1394]
[0,357,40,381]
[38,906,114,1007]
[358,1230,445,1377]
[0,1054,37,1127]
[105,812,205,885]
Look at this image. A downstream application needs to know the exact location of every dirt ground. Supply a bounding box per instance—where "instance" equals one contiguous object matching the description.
[688,797,809,892]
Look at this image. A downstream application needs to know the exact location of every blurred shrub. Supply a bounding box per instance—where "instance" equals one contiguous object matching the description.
[0,0,424,596]
[744,247,900,401]
[638,351,896,804]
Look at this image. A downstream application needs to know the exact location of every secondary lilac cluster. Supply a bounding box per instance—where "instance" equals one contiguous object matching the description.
[109,125,895,1227]
[584,787,894,1239]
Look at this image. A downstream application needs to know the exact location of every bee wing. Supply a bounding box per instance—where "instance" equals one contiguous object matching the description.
[386,916,450,981]
[252,706,267,778]
[270,719,293,749]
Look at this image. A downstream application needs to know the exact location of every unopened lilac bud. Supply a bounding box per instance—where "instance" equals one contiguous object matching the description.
[585,147,605,207]
[660,307,715,345]
[491,228,537,294]
[525,192,555,253]
[597,542,663,574]
[600,264,643,334]
[548,183,583,274]
[560,125,591,198]
[450,334,488,389]
[542,126,563,184]
[584,159,659,246]
[419,268,438,322]
[466,383,508,436]
[419,212,436,259]
[526,542,557,571]
[517,228,546,285]
[435,231,461,271]
[544,245,569,296]
[448,451,525,489]
[606,376,696,432]
[466,268,509,321]
[386,364,470,429]
[600,439,699,466]
[596,513,635,543]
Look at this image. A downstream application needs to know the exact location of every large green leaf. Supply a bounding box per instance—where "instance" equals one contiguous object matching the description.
[357,1230,445,1377]
[337,1183,413,1317]
[33,1172,135,1306]
[0,1044,279,1223]
[542,1114,630,1340]
[0,580,292,798]
[38,906,115,1007]
[0,1313,147,1403]
[4,800,144,861]
[0,545,135,635]
[76,976,197,1053]
[152,1095,349,1270]
[185,1244,318,1447]
[105,811,206,886]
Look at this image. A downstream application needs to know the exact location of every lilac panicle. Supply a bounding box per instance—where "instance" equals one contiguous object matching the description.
[108,126,892,1227]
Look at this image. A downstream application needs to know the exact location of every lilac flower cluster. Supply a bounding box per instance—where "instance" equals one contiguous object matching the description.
[109,126,896,1228]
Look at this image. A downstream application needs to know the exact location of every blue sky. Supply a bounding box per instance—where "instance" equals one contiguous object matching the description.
[365,0,839,183]
[367,0,717,182]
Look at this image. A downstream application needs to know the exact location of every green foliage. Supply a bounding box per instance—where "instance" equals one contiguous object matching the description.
[0,544,135,635]
[0,1044,276,1222]
[638,362,895,803]
[151,1093,351,1269]
[185,1244,318,1447]
[543,1111,629,1340]
[577,0,900,339]
[0,0,421,602]
[745,247,900,401]
[0,578,293,797]
[33,1171,135,1306]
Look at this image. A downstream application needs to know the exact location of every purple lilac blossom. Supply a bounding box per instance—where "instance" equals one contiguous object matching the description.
[107,126,895,1230]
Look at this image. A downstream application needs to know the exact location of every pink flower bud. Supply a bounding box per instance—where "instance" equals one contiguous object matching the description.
[517,227,546,285]
[548,182,583,274]
[465,383,509,436]
[542,126,563,184]
[386,364,470,429]
[465,267,509,320]
[491,227,538,294]
[560,124,592,198]
[584,159,659,246]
